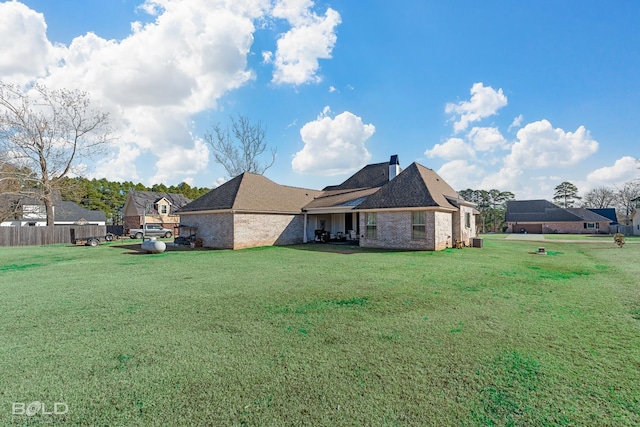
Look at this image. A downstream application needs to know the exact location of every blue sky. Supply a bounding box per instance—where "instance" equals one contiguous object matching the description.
[1,0,638,199]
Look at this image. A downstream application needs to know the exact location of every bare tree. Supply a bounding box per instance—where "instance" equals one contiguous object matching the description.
[582,186,616,209]
[204,115,276,178]
[0,81,112,225]
[0,160,34,222]
[614,180,640,225]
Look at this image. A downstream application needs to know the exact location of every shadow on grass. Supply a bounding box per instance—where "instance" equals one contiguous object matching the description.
[286,242,465,256]
[109,242,214,255]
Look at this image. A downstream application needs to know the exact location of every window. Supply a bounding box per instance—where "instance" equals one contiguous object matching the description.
[465,212,471,228]
[365,213,377,239]
[412,211,426,239]
[584,222,599,229]
[160,204,168,214]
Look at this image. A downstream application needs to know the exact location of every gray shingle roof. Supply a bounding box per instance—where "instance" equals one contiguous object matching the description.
[179,173,321,214]
[322,162,389,191]
[587,208,617,223]
[566,208,612,222]
[128,190,191,215]
[505,200,579,222]
[304,187,380,209]
[355,163,459,210]
[505,200,612,223]
[56,201,106,222]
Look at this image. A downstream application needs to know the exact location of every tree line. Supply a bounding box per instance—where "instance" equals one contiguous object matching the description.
[458,189,515,233]
[58,177,211,224]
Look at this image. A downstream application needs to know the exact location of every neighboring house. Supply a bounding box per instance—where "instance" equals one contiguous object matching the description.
[0,191,106,226]
[588,208,618,225]
[178,156,477,251]
[631,197,640,236]
[505,200,612,234]
[123,190,191,233]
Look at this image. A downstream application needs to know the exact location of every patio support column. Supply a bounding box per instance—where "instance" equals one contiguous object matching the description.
[303,212,308,243]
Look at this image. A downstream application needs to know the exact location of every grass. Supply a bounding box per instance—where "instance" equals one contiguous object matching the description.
[0,239,639,425]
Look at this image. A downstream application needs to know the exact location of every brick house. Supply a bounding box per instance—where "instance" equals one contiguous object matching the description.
[178,156,477,250]
[505,200,612,234]
[122,190,191,234]
[177,174,321,249]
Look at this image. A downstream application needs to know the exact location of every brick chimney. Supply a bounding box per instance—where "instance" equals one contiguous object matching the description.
[389,155,401,180]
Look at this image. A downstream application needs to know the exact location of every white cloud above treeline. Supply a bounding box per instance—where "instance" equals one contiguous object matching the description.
[292,107,375,175]
[428,82,609,199]
[586,156,639,184]
[0,0,341,184]
[505,120,598,169]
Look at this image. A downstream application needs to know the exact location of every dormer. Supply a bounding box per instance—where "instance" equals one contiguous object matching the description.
[154,197,172,215]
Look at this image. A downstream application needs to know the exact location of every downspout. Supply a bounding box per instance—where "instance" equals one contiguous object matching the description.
[303,211,308,243]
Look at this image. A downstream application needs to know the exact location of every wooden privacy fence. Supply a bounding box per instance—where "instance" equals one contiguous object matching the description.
[0,225,107,247]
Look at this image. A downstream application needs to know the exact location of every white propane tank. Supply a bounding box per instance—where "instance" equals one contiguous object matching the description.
[141,237,166,254]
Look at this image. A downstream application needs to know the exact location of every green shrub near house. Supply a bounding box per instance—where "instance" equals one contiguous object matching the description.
[0,238,639,425]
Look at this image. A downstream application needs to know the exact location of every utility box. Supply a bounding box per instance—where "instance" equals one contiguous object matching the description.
[471,237,483,248]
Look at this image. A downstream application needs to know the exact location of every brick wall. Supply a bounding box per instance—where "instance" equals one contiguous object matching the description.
[434,211,452,250]
[508,221,610,234]
[452,205,476,246]
[183,213,234,249]
[358,210,454,251]
[233,213,304,249]
[124,216,141,231]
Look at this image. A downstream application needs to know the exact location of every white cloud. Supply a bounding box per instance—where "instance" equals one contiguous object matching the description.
[586,156,639,184]
[213,177,227,188]
[506,119,599,169]
[0,2,58,80]
[149,138,210,185]
[467,127,507,151]
[270,0,341,85]
[0,0,342,185]
[92,144,142,182]
[436,160,483,191]
[508,114,523,132]
[479,167,523,192]
[425,138,475,160]
[292,109,375,175]
[445,82,508,133]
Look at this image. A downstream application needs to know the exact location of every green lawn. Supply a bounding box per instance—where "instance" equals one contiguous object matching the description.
[1,239,639,426]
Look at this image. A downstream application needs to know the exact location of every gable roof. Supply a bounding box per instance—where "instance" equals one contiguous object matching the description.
[322,162,389,191]
[566,208,613,222]
[179,173,321,214]
[355,163,460,210]
[127,190,191,215]
[505,200,612,223]
[56,201,106,222]
[587,208,617,224]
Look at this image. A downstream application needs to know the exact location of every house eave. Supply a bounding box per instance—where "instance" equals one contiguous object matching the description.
[356,206,458,213]
[179,208,304,216]
[303,206,356,214]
